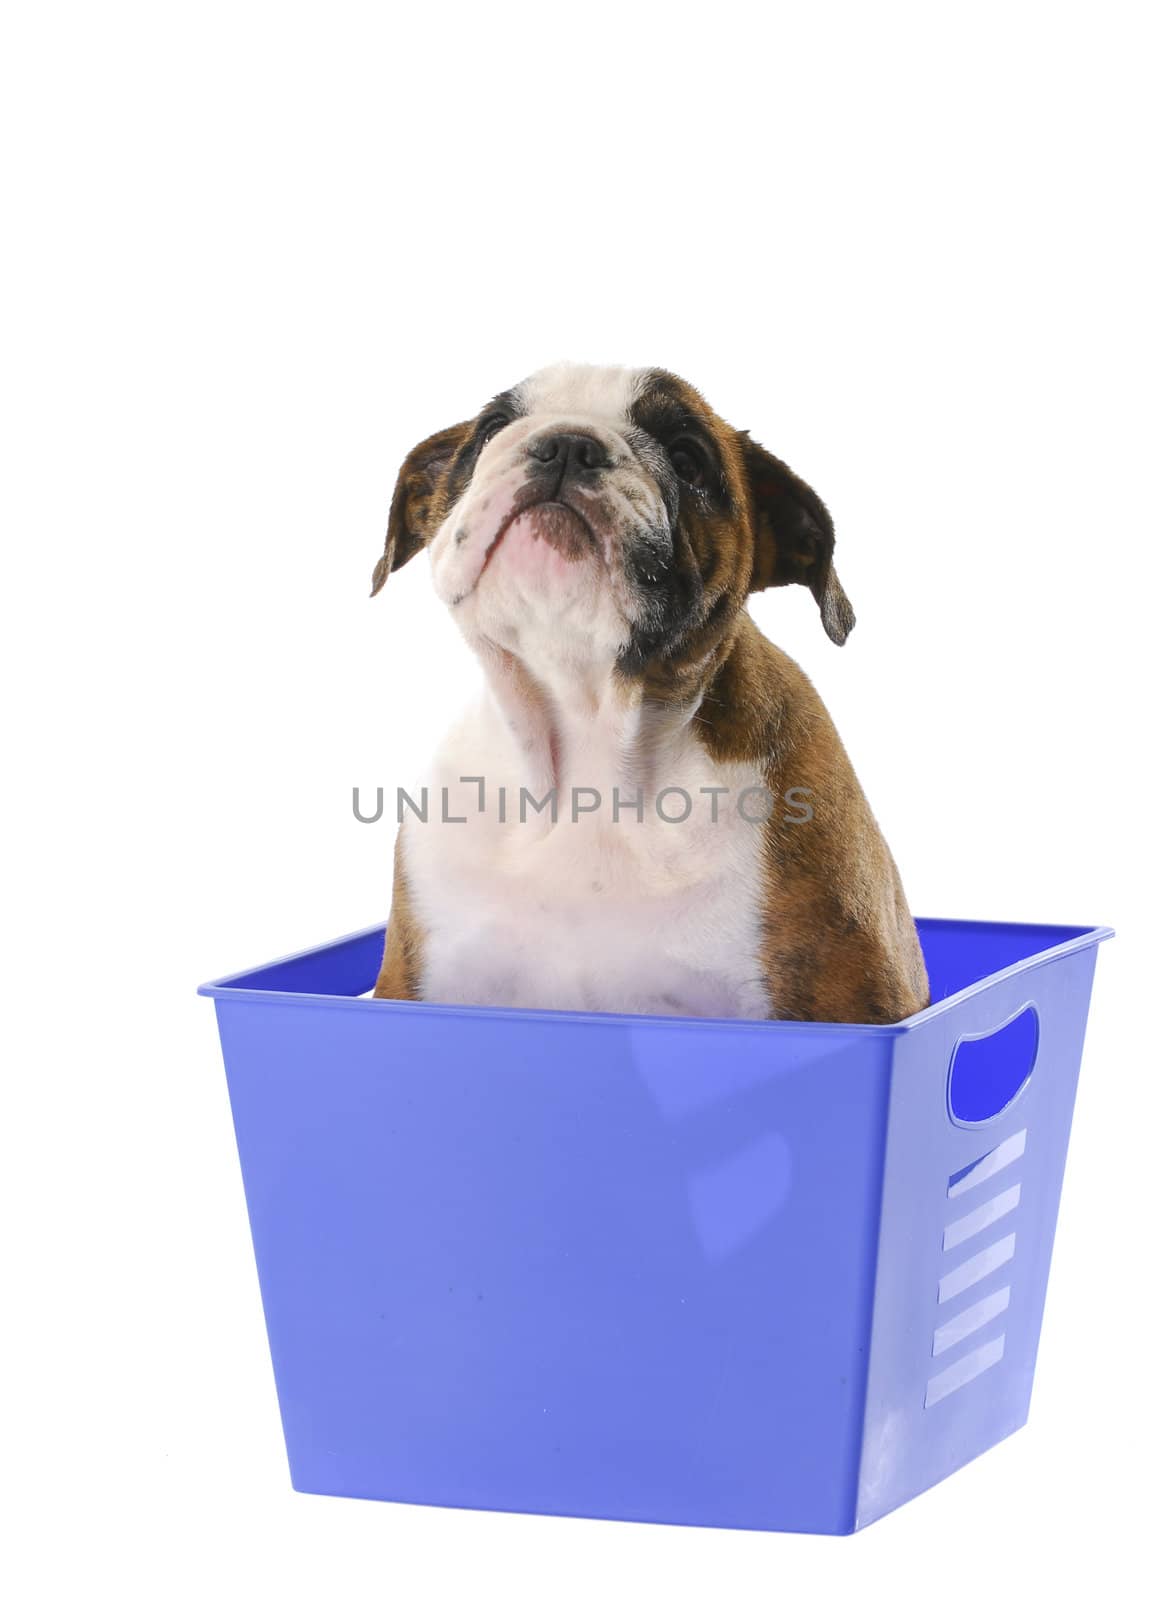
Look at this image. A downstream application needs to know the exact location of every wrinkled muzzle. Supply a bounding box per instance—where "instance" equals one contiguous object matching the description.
[428,415,677,651]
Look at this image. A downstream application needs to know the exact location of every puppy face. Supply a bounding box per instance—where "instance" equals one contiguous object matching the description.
[372,363,854,689]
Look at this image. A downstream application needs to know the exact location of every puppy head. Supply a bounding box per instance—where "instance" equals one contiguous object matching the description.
[371,363,854,685]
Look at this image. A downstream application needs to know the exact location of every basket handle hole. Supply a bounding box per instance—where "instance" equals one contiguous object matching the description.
[948,1005,1039,1125]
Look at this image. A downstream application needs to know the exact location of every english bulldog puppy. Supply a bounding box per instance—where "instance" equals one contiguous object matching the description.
[370,364,928,1023]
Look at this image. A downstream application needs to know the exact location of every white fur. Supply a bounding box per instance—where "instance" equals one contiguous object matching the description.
[402,701,772,1018]
[396,363,772,1019]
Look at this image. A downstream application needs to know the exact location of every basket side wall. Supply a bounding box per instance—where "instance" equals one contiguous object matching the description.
[214,997,895,1533]
[855,945,1100,1527]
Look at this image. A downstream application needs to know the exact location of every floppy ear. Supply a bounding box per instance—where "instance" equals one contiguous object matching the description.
[741,435,855,645]
[370,421,471,596]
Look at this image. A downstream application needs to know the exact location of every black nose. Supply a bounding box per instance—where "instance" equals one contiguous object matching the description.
[528,430,610,473]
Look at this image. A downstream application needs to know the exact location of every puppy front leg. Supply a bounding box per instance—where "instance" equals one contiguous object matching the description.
[372,829,426,1000]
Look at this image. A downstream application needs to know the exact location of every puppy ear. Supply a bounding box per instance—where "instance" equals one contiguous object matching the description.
[741,435,855,645]
[370,422,471,596]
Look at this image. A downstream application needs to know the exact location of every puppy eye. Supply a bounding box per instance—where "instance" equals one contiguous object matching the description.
[478,412,511,447]
[669,438,707,489]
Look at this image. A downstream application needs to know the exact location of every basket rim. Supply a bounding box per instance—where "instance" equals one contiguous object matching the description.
[197,917,1114,1038]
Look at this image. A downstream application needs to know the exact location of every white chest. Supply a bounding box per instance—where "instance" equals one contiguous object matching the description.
[398,698,772,1020]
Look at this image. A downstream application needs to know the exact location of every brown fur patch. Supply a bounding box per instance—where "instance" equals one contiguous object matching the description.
[695,617,929,1021]
[373,827,426,1000]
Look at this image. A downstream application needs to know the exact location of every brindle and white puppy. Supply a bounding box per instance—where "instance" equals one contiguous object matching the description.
[370,363,928,1023]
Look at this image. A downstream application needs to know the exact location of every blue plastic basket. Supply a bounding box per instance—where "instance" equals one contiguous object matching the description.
[201,916,1110,1534]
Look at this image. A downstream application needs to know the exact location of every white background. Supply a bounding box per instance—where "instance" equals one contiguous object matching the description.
[3,2,1155,1595]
